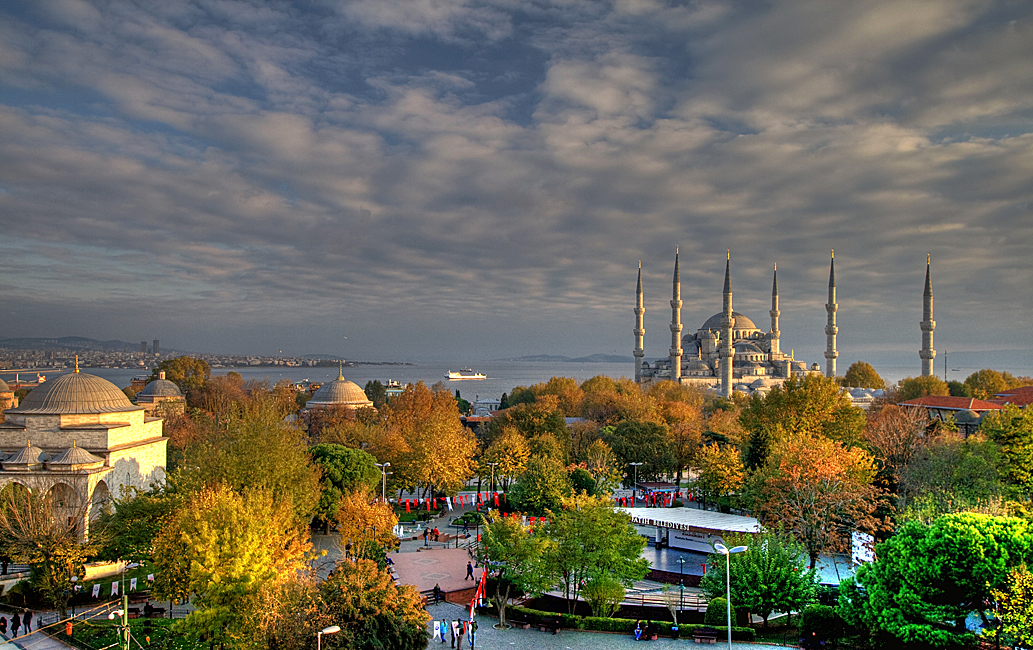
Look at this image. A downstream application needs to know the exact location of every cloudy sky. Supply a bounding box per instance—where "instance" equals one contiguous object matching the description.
[1,0,1031,369]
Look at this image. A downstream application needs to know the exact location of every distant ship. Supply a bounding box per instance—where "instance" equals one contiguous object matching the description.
[445,369,486,380]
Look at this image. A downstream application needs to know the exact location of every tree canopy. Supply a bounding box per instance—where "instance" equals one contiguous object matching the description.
[149,356,211,393]
[842,361,886,390]
[896,375,949,401]
[310,444,381,525]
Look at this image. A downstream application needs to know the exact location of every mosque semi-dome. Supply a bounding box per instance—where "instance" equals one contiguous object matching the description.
[699,311,758,332]
[307,373,373,408]
[10,371,141,415]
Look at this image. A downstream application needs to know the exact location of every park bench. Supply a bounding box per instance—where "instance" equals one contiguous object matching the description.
[126,607,141,619]
[505,611,531,630]
[538,616,561,634]
[692,626,719,644]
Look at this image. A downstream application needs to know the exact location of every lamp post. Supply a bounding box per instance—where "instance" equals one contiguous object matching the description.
[628,462,643,505]
[677,556,686,611]
[486,462,498,497]
[317,624,341,650]
[375,462,391,502]
[713,543,748,650]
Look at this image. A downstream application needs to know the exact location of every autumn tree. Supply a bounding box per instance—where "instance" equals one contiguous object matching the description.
[511,454,571,515]
[487,401,569,459]
[310,444,380,526]
[964,368,1028,400]
[382,382,476,496]
[529,376,585,417]
[334,486,399,560]
[543,493,648,614]
[580,376,659,425]
[862,404,930,496]
[583,439,623,494]
[150,356,211,393]
[693,444,745,511]
[481,427,530,492]
[480,513,553,627]
[842,361,886,390]
[896,375,949,401]
[992,564,1033,649]
[192,372,248,415]
[748,433,881,568]
[980,404,1033,497]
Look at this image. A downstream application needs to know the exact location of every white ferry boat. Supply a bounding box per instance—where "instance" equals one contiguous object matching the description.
[445,369,486,380]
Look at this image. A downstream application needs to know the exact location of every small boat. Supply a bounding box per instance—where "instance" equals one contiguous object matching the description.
[445,369,486,380]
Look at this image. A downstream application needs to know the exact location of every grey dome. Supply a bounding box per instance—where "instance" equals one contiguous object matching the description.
[138,378,182,397]
[308,373,373,407]
[734,341,764,354]
[0,378,9,391]
[10,372,141,415]
[700,311,758,332]
[47,442,105,470]
[3,440,48,470]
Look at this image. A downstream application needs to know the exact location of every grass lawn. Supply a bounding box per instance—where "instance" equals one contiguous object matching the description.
[63,618,195,650]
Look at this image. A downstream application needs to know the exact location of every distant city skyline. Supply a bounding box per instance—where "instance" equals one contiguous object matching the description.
[1,1,1031,367]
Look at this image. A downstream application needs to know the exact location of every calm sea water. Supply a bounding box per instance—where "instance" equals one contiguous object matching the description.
[40,361,634,402]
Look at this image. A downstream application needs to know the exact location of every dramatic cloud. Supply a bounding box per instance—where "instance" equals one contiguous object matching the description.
[0,0,1030,373]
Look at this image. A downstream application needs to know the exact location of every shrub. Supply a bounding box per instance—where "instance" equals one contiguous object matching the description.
[800,604,844,641]
[704,596,737,626]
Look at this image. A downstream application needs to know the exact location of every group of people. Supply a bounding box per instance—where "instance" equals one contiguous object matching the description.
[633,620,658,641]
[0,609,33,638]
[431,618,476,649]
[423,527,442,546]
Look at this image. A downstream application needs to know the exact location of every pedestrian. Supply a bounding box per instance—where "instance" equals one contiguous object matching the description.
[433,583,443,603]
[433,527,440,542]
[22,610,30,633]
[424,528,429,547]
[0,615,7,637]
[633,620,641,641]
[463,521,469,535]
[456,621,465,650]
[465,561,474,581]
[439,619,447,644]
[10,614,18,637]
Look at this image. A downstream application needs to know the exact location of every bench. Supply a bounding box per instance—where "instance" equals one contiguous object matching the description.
[538,616,561,634]
[506,612,531,630]
[126,607,141,620]
[692,626,719,644]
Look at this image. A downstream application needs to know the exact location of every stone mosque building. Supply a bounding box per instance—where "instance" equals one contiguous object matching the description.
[634,251,938,397]
[0,365,168,531]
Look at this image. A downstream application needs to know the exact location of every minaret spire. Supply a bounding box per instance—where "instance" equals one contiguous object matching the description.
[824,250,838,378]
[719,251,734,398]
[669,248,683,382]
[920,254,936,376]
[633,261,646,383]
[769,263,781,357]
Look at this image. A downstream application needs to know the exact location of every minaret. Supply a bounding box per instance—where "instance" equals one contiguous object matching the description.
[920,254,936,376]
[633,261,646,383]
[769,263,781,357]
[719,251,734,398]
[669,248,683,382]
[824,251,838,378]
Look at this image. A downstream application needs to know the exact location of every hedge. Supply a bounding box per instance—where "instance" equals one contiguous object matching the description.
[503,606,755,641]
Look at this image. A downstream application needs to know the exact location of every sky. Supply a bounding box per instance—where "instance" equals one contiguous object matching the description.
[0,0,1031,370]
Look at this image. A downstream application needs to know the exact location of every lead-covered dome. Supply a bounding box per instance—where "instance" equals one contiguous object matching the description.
[10,372,141,414]
[307,373,373,408]
[699,311,758,332]
[138,378,182,398]
[0,378,9,391]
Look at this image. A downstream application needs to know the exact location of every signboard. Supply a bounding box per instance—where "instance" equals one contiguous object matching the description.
[851,531,876,565]
[668,529,725,553]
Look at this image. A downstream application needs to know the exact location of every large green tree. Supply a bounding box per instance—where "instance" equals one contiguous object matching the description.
[94,484,179,564]
[603,420,675,481]
[149,356,211,393]
[510,454,571,515]
[542,493,648,614]
[842,361,887,390]
[896,375,949,401]
[964,369,1029,400]
[310,444,381,526]
[840,512,1033,647]
[700,529,817,626]
[481,513,553,628]
[980,404,1033,497]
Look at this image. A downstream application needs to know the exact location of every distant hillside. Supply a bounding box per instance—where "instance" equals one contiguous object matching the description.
[501,353,633,363]
[0,336,144,351]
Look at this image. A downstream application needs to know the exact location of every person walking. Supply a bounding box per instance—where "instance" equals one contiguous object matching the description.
[22,609,31,633]
[10,613,19,637]
[423,528,429,547]
[465,561,474,581]
[0,615,7,637]
[456,621,465,650]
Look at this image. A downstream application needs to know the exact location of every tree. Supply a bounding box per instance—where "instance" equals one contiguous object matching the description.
[700,529,817,626]
[192,372,248,416]
[947,380,972,397]
[963,368,1027,400]
[488,401,569,460]
[480,513,553,627]
[334,486,400,560]
[155,486,310,649]
[841,513,1033,647]
[583,439,623,494]
[510,455,571,515]
[897,433,1004,518]
[529,376,585,418]
[583,573,627,618]
[454,389,471,414]
[842,361,886,390]
[991,564,1033,649]
[542,493,648,614]
[693,444,745,511]
[569,467,597,495]
[94,484,179,563]
[862,404,930,497]
[748,433,881,568]
[603,420,675,481]
[980,404,1033,496]
[150,356,211,393]
[896,375,949,401]
[310,444,381,526]
[481,427,531,493]
[363,380,387,408]
[580,376,659,425]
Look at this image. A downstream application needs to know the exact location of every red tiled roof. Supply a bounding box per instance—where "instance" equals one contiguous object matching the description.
[994,385,1033,406]
[900,396,1007,411]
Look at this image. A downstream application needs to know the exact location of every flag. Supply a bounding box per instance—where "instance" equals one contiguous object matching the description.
[427,498,431,511]
[446,497,453,511]
[493,492,499,507]
[111,582,119,596]
[470,566,488,620]
[92,584,100,598]
[130,577,138,592]
[406,500,411,514]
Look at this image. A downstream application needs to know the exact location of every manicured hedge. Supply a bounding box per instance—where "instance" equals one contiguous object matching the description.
[503,606,755,641]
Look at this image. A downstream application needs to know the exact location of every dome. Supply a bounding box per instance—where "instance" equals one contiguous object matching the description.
[47,442,105,470]
[10,372,141,415]
[2,440,48,471]
[0,378,9,391]
[307,373,373,408]
[733,341,764,354]
[138,378,182,398]
[699,312,758,332]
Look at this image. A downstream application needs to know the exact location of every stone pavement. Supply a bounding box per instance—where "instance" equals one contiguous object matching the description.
[0,629,74,649]
[392,547,480,594]
[424,601,796,650]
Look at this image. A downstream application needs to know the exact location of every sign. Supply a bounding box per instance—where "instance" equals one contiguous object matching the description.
[668,529,725,553]
[851,531,876,565]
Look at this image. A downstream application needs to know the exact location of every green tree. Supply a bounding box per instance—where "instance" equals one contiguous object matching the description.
[454,389,471,414]
[150,356,211,393]
[897,434,1004,517]
[991,564,1033,649]
[94,484,179,563]
[840,512,1033,647]
[310,444,380,526]
[980,404,1033,496]
[700,530,816,626]
[481,513,553,627]
[947,380,972,397]
[511,455,571,515]
[842,361,886,390]
[569,467,597,495]
[896,375,949,401]
[603,420,675,481]
[964,368,1016,400]
[363,380,387,408]
[543,493,648,614]
[481,427,531,492]
[583,573,627,618]
[693,443,745,511]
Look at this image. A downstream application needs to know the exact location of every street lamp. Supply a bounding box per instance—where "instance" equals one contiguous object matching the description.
[713,543,748,650]
[676,557,686,611]
[628,462,643,505]
[375,462,391,502]
[317,624,341,650]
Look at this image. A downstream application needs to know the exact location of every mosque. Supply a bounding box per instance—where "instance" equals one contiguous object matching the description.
[0,364,167,531]
[633,251,938,397]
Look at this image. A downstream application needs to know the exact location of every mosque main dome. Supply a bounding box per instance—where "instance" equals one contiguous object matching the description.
[10,372,141,415]
[699,311,758,332]
[307,373,373,408]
